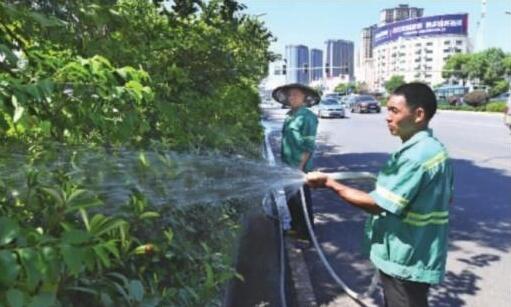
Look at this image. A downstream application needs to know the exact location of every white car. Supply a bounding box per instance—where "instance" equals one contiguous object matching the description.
[313,99,346,118]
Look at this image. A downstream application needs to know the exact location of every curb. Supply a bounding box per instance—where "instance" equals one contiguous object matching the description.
[285,237,318,307]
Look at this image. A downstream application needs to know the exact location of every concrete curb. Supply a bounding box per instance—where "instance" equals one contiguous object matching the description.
[285,237,318,307]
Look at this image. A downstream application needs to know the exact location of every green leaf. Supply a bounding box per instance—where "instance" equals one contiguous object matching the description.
[100,292,114,307]
[139,211,160,219]
[93,245,111,268]
[61,245,85,275]
[40,187,64,206]
[89,215,126,237]
[18,248,44,291]
[27,292,55,307]
[0,251,20,286]
[6,288,25,307]
[163,228,174,243]
[65,189,88,205]
[0,217,20,246]
[107,272,129,287]
[102,240,120,259]
[41,247,59,281]
[111,281,130,304]
[62,229,92,244]
[205,263,214,289]
[128,280,144,302]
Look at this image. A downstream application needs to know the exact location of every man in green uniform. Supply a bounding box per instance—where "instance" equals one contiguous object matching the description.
[272,83,319,240]
[307,82,453,307]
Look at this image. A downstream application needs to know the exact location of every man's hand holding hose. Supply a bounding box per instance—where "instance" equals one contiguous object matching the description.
[306,172,382,215]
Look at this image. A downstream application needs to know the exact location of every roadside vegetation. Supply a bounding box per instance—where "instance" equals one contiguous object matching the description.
[0,1,274,306]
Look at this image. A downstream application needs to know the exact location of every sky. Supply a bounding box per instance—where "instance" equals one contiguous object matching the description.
[241,0,511,56]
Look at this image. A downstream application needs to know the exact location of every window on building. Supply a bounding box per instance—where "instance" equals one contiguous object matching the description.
[456,40,463,45]
[444,40,451,45]
[426,42,433,46]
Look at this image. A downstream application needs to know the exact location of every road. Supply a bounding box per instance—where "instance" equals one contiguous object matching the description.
[263,106,511,307]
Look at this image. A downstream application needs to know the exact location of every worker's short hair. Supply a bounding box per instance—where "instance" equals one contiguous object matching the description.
[392,82,437,120]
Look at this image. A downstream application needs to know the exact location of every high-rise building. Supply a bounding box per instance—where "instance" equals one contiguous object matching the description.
[372,13,469,91]
[356,25,377,90]
[325,39,354,79]
[361,24,377,61]
[310,49,323,81]
[285,45,309,84]
[379,4,424,25]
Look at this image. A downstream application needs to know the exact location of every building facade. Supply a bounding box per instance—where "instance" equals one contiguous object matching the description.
[285,44,309,84]
[379,4,424,25]
[325,39,354,79]
[371,13,469,91]
[310,48,323,81]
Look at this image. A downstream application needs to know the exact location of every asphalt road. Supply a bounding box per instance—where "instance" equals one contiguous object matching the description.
[264,106,511,307]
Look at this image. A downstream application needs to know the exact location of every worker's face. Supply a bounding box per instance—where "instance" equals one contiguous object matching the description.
[386,94,426,141]
[288,88,306,109]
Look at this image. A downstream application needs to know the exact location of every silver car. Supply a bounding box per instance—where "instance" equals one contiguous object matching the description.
[314,99,346,118]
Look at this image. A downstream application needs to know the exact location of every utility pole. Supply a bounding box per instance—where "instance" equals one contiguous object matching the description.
[475,0,487,51]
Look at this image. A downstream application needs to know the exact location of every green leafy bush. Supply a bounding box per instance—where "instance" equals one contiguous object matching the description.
[0,0,274,305]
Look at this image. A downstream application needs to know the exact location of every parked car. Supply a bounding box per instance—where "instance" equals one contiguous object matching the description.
[340,95,352,108]
[490,92,510,102]
[313,99,345,118]
[323,92,344,100]
[350,95,381,113]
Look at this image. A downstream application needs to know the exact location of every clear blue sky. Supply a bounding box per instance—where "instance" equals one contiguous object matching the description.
[241,0,511,56]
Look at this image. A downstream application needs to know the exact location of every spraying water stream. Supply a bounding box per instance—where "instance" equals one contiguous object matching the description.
[0,143,305,208]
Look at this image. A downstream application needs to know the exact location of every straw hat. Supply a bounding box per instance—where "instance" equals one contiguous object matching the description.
[271,83,321,107]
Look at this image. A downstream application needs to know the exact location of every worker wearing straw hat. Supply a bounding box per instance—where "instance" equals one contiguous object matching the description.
[272,83,320,240]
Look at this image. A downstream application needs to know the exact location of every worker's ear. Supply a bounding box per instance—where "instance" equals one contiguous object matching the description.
[414,107,426,124]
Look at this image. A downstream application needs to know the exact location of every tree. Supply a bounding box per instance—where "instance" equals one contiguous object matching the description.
[334,82,356,94]
[384,75,405,94]
[442,48,511,96]
[356,82,370,94]
[443,53,471,85]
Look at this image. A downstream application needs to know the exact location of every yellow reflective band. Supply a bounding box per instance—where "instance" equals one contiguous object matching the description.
[423,151,448,171]
[402,218,448,227]
[405,211,448,220]
[376,185,408,208]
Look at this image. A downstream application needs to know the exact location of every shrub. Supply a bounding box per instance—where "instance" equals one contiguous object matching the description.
[463,90,489,107]
[485,101,507,112]
[447,96,462,106]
